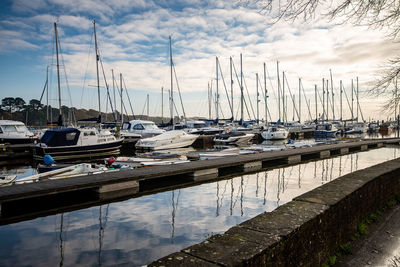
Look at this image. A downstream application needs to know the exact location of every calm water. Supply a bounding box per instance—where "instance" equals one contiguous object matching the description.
[0,147,399,266]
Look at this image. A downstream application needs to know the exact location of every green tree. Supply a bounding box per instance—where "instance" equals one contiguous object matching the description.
[1,97,15,112]
[14,97,26,111]
[29,99,43,110]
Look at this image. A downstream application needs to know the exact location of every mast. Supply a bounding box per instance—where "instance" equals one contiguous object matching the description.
[46,65,49,122]
[240,53,243,124]
[277,61,281,121]
[120,73,123,124]
[315,84,317,122]
[112,69,116,121]
[161,87,164,123]
[330,69,335,120]
[326,79,329,121]
[146,94,149,118]
[282,71,285,123]
[93,20,101,120]
[264,62,268,125]
[256,73,259,124]
[356,77,359,122]
[169,36,174,125]
[298,78,301,123]
[208,82,211,120]
[351,79,354,122]
[322,78,325,122]
[54,22,62,125]
[230,56,234,120]
[340,80,343,121]
[216,56,219,120]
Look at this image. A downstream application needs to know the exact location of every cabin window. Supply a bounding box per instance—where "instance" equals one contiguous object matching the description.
[133,124,144,130]
[66,132,77,141]
[15,125,28,132]
[2,125,17,132]
[0,127,2,134]
[122,122,130,130]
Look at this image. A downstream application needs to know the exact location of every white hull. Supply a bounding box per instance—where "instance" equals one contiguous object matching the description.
[261,127,288,140]
[213,133,254,145]
[135,130,198,150]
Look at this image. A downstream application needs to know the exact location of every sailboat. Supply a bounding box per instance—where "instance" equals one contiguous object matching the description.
[34,21,123,161]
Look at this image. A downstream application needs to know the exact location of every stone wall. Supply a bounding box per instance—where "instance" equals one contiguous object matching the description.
[150,157,400,266]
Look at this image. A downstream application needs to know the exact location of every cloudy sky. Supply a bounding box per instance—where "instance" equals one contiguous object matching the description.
[0,0,398,121]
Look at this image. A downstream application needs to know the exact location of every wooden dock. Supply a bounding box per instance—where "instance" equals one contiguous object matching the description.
[0,138,398,225]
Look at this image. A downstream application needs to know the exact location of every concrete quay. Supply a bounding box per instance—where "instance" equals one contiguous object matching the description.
[150,147,400,266]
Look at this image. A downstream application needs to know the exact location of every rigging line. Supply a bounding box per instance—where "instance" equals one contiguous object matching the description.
[172,63,186,121]
[342,84,352,119]
[283,74,300,121]
[257,75,272,122]
[98,52,117,122]
[300,80,313,121]
[57,36,76,126]
[231,60,252,119]
[217,60,233,116]
[122,76,136,119]
[80,32,94,108]
[242,73,256,119]
[265,65,279,117]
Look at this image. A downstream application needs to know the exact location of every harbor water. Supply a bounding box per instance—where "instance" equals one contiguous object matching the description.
[0,146,399,266]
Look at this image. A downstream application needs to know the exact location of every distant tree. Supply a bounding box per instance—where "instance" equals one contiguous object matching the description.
[29,99,43,110]
[242,0,400,111]
[14,97,26,111]
[1,97,15,112]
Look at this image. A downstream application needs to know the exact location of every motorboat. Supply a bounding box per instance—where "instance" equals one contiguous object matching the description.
[0,120,37,144]
[368,122,380,132]
[213,129,255,145]
[121,120,165,138]
[135,130,198,150]
[345,122,367,134]
[314,123,338,138]
[173,120,223,135]
[34,127,123,161]
[261,124,289,140]
[378,122,394,135]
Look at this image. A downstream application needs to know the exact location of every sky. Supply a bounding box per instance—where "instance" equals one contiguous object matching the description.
[0,0,399,122]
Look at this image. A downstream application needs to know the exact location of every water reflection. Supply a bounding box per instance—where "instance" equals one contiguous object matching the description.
[0,147,399,266]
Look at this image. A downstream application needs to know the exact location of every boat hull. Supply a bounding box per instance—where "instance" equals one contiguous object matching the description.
[34,139,123,161]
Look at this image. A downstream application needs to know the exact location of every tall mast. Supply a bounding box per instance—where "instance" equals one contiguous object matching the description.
[120,73,123,124]
[146,94,149,118]
[169,35,173,125]
[112,69,116,121]
[93,20,101,119]
[277,61,281,121]
[340,80,343,121]
[230,56,234,120]
[351,79,354,121]
[216,56,219,120]
[46,65,49,122]
[322,78,325,122]
[298,78,301,123]
[315,85,317,122]
[256,73,259,124]
[54,22,62,123]
[282,71,285,123]
[208,82,211,120]
[240,53,243,124]
[356,77,359,122]
[330,69,335,120]
[161,87,164,123]
[326,79,329,121]
[264,62,268,125]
